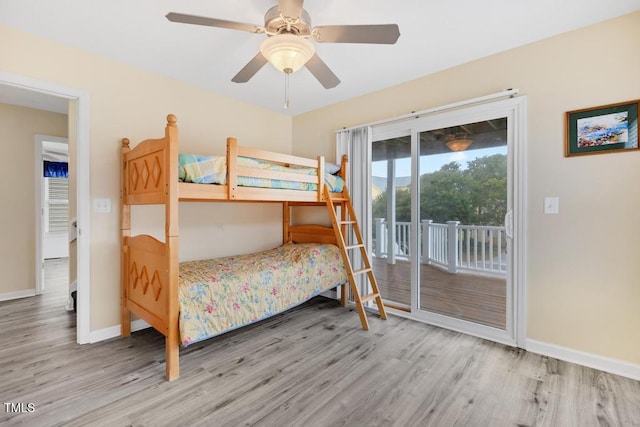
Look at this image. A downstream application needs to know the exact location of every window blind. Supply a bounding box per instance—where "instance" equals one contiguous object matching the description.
[46,177,69,233]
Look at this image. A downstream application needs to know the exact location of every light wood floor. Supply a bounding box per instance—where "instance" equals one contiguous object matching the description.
[43,257,70,294]
[1,274,639,426]
[374,258,506,329]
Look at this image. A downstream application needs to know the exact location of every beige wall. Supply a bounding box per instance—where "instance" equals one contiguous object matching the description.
[0,24,292,330]
[292,12,640,365]
[0,103,67,295]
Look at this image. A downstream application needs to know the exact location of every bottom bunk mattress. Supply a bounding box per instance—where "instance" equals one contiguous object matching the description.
[178,242,347,345]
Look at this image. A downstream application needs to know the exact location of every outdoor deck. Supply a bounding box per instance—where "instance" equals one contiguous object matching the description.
[373,257,506,329]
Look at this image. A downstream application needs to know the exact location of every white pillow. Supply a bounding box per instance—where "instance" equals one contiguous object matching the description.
[325,162,340,174]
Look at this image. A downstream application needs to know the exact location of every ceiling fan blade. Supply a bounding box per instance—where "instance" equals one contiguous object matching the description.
[313,24,400,44]
[278,0,304,20]
[305,54,340,89]
[166,12,263,34]
[231,52,269,83]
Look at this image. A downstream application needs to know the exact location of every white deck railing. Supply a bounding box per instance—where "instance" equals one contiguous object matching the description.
[374,219,507,276]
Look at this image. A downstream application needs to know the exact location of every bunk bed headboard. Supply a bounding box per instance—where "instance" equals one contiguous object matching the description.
[120,114,178,207]
[289,224,338,245]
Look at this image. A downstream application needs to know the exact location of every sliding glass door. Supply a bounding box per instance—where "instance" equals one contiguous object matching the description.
[371,128,413,311]
[417,119,508,329]
[370,97,526,345]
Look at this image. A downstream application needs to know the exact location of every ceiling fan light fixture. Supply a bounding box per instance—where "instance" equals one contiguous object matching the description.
[260,34,315,74]
[445,133,473,152]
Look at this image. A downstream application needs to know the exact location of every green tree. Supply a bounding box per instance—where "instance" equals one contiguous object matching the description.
[464,154,507,226]
[372,187,411,222]
[372,154,507,226]
[420,161,472,223]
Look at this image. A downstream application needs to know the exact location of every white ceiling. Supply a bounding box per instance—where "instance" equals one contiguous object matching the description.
[1,0,640,116]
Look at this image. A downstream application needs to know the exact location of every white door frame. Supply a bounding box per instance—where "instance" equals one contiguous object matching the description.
[35,134,69,295]
[372,96,527,347]
[1,71,91,345]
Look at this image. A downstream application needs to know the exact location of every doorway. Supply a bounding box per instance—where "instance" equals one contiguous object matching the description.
[371,96,526,346]
[0,72,90,344]
[36,135,70,297]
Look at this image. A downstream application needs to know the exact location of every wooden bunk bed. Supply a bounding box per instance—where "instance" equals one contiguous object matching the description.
[121,114,386,380]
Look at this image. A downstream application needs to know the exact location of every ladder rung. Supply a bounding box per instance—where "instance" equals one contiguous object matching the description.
[338,220,356,225]
[344,244,365,250]
[360,293,380,303]
[352,267,372,276]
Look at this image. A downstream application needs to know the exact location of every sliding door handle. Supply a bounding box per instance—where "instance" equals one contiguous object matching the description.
[504,210,513,239]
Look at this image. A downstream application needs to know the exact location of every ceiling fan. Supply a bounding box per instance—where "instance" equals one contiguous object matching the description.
[166,0,400,89]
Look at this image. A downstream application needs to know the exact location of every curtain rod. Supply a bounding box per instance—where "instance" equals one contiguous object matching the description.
[335,88,520,133]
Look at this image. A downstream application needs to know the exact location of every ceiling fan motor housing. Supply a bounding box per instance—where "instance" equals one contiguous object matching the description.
[264,6,312,36]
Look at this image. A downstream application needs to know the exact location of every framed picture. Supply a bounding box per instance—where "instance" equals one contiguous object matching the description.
[565,99,639,157]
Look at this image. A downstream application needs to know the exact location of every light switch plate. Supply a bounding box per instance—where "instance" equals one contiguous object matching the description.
[544,197,559,215]
[93,198,111,213]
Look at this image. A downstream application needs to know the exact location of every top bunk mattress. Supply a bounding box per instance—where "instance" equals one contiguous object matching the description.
[178,153,345,192]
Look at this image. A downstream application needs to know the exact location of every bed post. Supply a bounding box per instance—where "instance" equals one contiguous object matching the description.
[121,138,131,336]
[340,154,349,306]
[283,202,290,243]
[340,154,348,183]
[227,137,238,200]
[165,114,180,381]
[317,156,325,201]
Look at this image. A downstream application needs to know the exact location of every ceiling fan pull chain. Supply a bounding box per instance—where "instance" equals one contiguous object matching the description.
[284,70,291,109]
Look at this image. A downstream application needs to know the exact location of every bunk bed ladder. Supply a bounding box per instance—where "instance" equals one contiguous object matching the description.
[324,185,387,330]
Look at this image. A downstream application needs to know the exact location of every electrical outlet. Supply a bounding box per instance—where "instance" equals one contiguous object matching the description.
[544,197,559,215]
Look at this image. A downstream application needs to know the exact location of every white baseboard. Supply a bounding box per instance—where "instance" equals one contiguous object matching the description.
[89,319,151,343]
[526,339,640,381]
[0,289,36,302]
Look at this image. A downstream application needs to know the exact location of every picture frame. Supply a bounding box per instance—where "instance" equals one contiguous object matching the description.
[565,99,639,157]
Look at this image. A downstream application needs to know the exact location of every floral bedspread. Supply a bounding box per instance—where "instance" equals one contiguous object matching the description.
[178,243,347,345]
